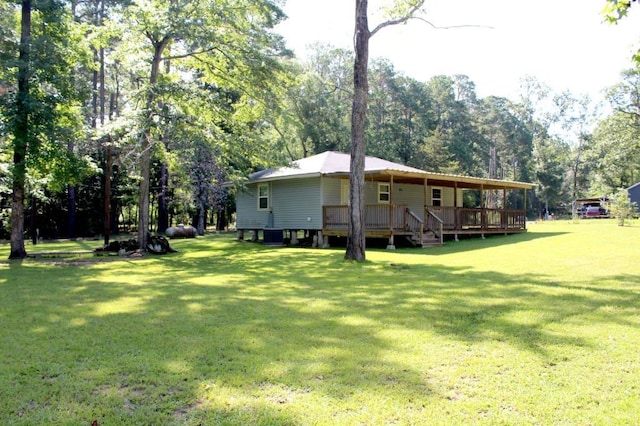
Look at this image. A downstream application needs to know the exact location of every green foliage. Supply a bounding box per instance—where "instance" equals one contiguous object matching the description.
[0,1,93,187]
[1,0,639,242]
[590,69,640,194]
[602,0,640,63]
[591,112,640,192]
[602,0,637,23]
[278,44,353,158]
[609,187,638,225]
[533,135,568,214]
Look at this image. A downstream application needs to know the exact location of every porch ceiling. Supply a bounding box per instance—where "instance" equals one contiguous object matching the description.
[324,170,534,190]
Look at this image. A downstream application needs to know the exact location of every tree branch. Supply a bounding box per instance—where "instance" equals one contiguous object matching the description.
[162,46,217,61]
[370,2,423,37]
[369,2,494,39]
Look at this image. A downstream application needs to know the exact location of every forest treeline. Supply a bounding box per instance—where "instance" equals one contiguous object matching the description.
[1,1,639,246]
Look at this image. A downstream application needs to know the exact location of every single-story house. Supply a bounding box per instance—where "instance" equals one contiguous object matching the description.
[628,182,640,213]
[234,151,534,248]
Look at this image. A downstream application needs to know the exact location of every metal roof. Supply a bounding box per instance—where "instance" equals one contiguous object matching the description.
[249,151,534,190]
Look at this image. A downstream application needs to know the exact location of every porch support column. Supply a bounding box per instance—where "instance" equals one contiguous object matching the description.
[524,188,528,230]
[480,184,485,232]
[424,178,428,210]
[504,186,508,230]
[454,181,459,231]
[386,234,396,250]
[387,175,396,250]
[454,182,458,207]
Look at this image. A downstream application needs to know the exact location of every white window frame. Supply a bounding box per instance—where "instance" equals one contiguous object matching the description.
[378,183,390,204]
[257,183,270,210]
[431,187,442,207]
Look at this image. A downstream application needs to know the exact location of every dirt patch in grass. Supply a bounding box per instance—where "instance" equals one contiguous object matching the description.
[2,253,146,267]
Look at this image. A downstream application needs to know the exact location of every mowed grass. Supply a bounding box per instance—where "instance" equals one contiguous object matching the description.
[0,220,639,425]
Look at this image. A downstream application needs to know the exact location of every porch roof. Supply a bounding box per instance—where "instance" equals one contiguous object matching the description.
[249,151,533,190]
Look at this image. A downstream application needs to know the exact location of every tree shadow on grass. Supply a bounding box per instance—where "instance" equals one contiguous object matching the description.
[1,235,638,424]
[414,230,569,255]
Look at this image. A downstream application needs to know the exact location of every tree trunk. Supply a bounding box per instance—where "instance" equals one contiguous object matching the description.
[9,0,31,259]
[138,37,170,250]
[156,56,171,234]
[30,196,37,245]
[137,120,153,248]
[157,162,169,233]
[345,0,369,262]
[216,208,228,231]
[103,142,112,245]
[197,198,206,236]
[67,183,76,239]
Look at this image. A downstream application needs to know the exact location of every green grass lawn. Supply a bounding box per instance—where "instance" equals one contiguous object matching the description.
[1,220,639,425]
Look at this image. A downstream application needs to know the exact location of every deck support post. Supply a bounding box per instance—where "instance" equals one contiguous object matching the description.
[386,234,396,250]
[314,231,329,248]
[237,229,244,241]
[314,230,329,248]
[454,233,459,242]
[290,230,299,245]
[251,230,258,242]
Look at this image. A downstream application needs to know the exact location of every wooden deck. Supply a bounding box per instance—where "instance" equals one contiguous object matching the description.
[427,206,527,233]
[322,204,527,245]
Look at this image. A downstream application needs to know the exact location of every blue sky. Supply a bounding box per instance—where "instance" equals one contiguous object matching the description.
[276,0,640,102]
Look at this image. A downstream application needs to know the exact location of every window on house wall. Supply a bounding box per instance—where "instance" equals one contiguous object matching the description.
[378,183,390,204]
[432,188,442,206]
[258,184,269,210]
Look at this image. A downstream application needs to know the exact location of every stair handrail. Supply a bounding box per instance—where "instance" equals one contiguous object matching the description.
[405,208,424,241]
[426,208,444,246]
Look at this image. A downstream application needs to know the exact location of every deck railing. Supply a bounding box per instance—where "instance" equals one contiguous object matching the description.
[405,209,424,237]
[324,204,411,230]
[426,207,527,231]
[324,205,527,234]
[425,209,444,245]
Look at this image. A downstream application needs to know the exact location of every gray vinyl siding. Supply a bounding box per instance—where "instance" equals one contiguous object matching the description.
[236,185,271,228]
[393,183,424,214]
[321,178,342,205]
[426,186,455,207]
[442,187,455,207]
[271,177,322,229]
[237,176,464,230]
[629,184,640,212]
[237,178,322,229]
[365,181,378,203]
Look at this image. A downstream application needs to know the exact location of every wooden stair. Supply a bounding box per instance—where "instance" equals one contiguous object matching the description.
[421,230,443,248]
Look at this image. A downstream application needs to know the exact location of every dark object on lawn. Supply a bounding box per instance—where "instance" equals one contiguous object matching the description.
[95,236,177,255]
[96,239,139,253]
[165,224,197,238]
[147,235,178,254]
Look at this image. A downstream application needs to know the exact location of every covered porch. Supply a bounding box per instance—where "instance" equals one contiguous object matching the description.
[321,170,532,247]
[322,204,528,247]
